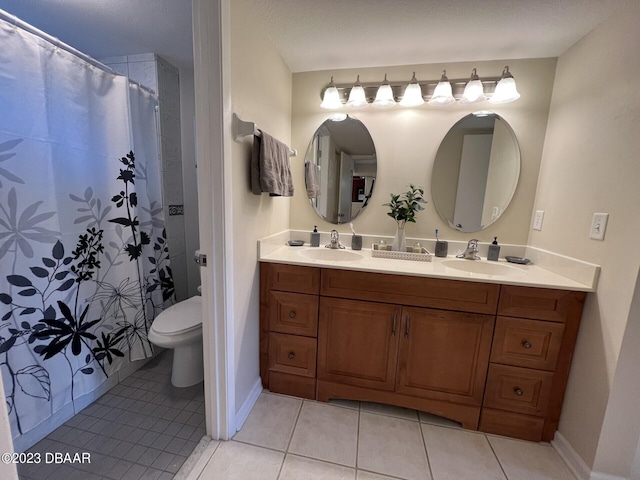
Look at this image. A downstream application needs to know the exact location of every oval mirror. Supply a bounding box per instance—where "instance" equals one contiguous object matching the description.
[304,116,377,224]
[431,113,520,232]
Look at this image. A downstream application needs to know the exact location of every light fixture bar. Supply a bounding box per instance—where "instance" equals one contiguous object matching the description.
[320,75,505,105]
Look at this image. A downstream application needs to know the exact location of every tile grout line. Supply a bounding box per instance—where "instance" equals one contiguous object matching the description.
[284,398,304,453]
[274,396,305,479]
[355,401,361,473]
[485,434,510,480]
[418,419,435,480]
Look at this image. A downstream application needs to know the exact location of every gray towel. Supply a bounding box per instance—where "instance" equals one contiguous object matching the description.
[251,130,294,197]
[305,161,321,199]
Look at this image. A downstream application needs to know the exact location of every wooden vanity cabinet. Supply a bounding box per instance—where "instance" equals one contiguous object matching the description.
[479,286,586,441]
[260,263,320,399]
[260,262,586,442]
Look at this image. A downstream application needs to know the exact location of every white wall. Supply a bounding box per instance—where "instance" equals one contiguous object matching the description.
[290,58,557,246]
[229,0,292,414]
[531,2,640,476]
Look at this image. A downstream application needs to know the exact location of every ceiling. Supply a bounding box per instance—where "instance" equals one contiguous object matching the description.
[0,0,624,72]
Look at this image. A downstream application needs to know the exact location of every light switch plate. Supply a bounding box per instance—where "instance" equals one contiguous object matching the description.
[590,213,609,240]
[533,210,544,231]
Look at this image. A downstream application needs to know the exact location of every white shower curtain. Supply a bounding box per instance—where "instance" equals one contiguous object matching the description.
[0,17,173,443]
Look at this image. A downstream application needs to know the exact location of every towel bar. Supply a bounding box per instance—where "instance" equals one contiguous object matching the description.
[232,113,297,157]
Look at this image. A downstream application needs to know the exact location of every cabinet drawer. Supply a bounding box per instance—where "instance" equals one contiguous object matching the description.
[268,333,317,378]
[267,263,320,294]
[491,317,564,371]
[321,269,499,314]
[498,286,586,323]
[268,371,316,400]
[484,365,554,417]
[479,408,544,442]
[270,291,318,337]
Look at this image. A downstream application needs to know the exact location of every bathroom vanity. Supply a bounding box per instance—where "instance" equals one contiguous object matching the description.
[259,250,591,443]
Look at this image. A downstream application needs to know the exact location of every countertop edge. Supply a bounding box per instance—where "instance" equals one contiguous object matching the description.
[259,246,596,293]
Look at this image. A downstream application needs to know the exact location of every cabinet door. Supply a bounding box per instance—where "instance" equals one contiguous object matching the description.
[396,306,494,406]
[318,297,401,391]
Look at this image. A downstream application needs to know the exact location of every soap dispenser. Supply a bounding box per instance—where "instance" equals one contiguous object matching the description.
[310,226,320,247]
[487,237,500,261]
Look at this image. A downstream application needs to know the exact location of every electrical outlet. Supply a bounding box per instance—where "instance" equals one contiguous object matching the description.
[590,213,609,240]
[533,210,544,231]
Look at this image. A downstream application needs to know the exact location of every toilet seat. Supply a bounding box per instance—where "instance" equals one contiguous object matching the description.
[151,296,202,336]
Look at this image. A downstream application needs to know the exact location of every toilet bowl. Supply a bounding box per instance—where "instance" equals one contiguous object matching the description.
[148,295,204,388]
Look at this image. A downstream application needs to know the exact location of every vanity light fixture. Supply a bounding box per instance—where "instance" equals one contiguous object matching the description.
[399,72,424,106]
[319,68,521,108]
[488,66,521,104]
[346,75,368,107]
[428,70,455,106]
[320,76,342,109]
[460,68,487,104]
[373,74,396,108]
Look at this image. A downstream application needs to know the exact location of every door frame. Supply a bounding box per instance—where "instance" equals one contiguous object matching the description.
[192,0,235,440]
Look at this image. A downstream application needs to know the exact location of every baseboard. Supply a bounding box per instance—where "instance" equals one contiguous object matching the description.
[234,378,263,432]
[552,432,630,480]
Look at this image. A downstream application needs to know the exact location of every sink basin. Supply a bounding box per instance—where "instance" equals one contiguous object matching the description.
[298,248,363,262]
[442,259,526,277]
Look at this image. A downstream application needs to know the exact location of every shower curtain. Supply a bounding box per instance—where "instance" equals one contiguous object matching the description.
[0,17,174,443]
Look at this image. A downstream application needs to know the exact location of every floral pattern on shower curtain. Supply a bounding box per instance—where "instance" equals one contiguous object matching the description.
[0,18,174,441]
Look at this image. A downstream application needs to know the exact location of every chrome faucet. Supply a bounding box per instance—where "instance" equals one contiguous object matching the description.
[325,229,345,249]
[457,239,480,260]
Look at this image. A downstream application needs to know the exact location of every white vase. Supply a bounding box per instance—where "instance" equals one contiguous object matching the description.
[392,226,406,252]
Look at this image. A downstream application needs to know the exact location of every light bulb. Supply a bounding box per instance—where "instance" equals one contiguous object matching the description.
[373,74,396,108]
[320,76,342,109]
[489,66,521,104]
[461,68,486,104]
[346,75,368,107]
[399,72,424,107]
[428,70,455,105]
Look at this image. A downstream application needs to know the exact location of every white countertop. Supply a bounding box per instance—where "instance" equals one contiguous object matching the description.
[259,244,596,292]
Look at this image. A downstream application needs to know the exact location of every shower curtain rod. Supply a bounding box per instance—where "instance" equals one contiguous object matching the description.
[0,9,157,97]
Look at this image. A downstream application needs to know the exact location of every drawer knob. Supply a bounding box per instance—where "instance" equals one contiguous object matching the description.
[289,311,296,318]
[514,388,524,396]
[522,341,532,349]
[288,352,295,359]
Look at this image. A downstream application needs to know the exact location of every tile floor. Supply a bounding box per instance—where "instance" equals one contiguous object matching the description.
[17,351,205,480]
[187,391,577,480]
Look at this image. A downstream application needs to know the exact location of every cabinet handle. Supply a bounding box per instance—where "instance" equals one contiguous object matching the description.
[522,341,532,349]
[404,315,410,339]
[392,313,397,336]
[514,388,524,396]
[289,311,296,318]
[288,352,295,359]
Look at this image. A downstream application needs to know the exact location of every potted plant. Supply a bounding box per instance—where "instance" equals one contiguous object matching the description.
[383,184,427,251]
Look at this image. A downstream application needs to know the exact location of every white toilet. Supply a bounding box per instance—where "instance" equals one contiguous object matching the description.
[148,295,204,388]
